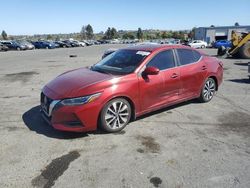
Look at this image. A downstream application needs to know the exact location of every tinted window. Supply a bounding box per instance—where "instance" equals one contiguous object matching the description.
[147,50,175,70]
[92,49,150,75]
[193,50,201,61]
[177,49,201,66]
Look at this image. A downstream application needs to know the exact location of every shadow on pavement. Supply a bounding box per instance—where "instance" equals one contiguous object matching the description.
[234,63,249,66]
[229,79,250,84]
[23,99,201,138]
[22,106,89,139]
[137,99,199,120]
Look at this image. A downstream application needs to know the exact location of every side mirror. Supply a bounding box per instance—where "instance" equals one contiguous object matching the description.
[143,66,160,75]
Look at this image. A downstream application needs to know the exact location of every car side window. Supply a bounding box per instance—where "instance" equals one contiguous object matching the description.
[146,50,175,70]
[193,50,201,61]
[177,49,201,66]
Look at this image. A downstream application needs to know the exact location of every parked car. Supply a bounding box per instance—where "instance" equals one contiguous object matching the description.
[102,48,117,59]
[97,40,109,44]
[32,41,56,49]
[19,41,35,50]
[212,40,232,48]
[50,41,60,48]
[110,39,120,44]
[83,40,93,46]
[0,42,9,51]
[54,41,71,48]
[41,44,223,133]
[73,40,86,47]
[62,40,79,47]
[93,40,101,45]
[1,41,26,50]
[188,40,207,49]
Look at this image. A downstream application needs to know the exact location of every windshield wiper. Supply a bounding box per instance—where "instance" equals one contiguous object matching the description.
[91,67,112,75]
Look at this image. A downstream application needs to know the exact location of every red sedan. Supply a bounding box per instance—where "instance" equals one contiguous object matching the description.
[41,44,223,133]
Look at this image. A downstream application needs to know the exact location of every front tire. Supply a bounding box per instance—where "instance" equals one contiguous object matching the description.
[100,98,131,133]
[199,78,216,103]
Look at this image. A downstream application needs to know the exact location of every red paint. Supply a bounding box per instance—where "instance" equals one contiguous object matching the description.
[42,45,223,132]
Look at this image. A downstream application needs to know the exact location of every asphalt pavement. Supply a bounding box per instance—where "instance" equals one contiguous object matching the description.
[0,45,249,188]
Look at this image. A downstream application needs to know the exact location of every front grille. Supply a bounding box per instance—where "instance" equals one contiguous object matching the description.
[40,92,53,115]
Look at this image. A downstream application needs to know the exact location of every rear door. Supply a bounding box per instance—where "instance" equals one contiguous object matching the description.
[176,48,207,98]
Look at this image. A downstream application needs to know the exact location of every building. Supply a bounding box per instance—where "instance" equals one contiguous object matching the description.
[195,25,250,43]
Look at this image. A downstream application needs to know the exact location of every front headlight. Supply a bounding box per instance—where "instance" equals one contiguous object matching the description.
[60,93,101,106]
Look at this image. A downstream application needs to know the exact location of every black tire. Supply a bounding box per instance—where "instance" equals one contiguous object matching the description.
[238,41,250,59]
[217,46,226,56]
[16,47,21,51]
[199,78,216,103]
[100,98,131,133]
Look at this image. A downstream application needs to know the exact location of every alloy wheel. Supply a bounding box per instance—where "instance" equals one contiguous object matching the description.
[104,100,130,130]
[203,79,216,101]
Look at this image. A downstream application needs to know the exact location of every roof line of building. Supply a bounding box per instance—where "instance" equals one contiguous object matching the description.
[197,25,250,29]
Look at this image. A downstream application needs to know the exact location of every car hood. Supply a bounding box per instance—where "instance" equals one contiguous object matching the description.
[44,68,113,99]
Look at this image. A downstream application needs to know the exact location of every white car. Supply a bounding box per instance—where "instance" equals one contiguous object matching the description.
[73,40,86,47]
[188,40,207,49]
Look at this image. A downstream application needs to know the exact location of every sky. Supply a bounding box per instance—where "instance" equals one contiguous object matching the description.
[1,0,250,35]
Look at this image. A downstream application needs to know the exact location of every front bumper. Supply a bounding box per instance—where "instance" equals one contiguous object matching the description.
[40,92,101,132]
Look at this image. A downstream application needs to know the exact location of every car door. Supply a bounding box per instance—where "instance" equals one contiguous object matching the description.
[138,49,180,112]
[192,41,198,48]
[3,42,11,49]
[176,48,207,99]
[196,40,204,48]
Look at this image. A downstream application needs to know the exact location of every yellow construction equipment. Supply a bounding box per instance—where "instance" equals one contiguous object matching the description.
[217,30,250,59]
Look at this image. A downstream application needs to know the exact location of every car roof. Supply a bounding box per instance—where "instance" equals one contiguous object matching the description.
[122,44,191,52]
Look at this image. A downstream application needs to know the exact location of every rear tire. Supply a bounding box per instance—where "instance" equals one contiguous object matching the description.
[238,42,250,59]
[217,46,226,56]
[199,78,216,103]
[100,98,131,133]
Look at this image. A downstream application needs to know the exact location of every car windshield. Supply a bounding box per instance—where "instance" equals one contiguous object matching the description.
[92,49,150,75]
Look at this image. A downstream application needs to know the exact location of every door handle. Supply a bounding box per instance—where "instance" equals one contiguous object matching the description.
[202,65,207,70]
[171,73,178,78]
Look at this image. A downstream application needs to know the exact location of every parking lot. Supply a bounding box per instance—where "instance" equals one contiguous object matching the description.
[0,44,249,188]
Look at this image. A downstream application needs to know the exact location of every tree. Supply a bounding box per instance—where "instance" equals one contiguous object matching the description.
[55,35,60,41]
[110,27,118,39]
[80,25,86,40]
[47,34,53,40]
[172,31,179,39]
[156,32,161,39]
[122,32,135,39]
[161,31,168,39]
[235,22,240,26]
[178,31,185,40]
[104,27,112,39]
[137,28,143,40]
[1,30,8,40]
[86,24,94,39]
[188,27,196,39]
[145,33,156,40]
